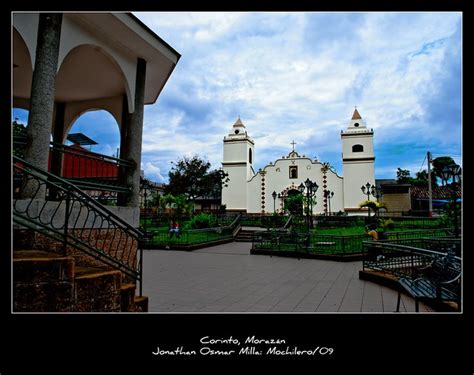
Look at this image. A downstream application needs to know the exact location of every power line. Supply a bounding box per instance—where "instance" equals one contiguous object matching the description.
[418,154,427,174]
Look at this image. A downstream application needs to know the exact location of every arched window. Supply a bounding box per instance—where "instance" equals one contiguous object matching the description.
[352,144,364,152]
[289,166,298,179]
[249,148,252,164]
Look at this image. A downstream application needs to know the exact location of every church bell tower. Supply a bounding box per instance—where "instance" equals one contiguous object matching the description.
[341,108,375,213]
[221,117,255,212]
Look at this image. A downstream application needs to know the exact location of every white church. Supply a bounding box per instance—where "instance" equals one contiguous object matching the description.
[221,108,376,215]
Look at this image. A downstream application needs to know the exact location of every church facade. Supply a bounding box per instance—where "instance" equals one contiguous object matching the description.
[221,109,376,215]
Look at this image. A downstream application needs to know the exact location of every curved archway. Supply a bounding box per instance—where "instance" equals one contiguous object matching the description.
[56,44,132,112]
[284,188,303,215]
[13,28,33,104]
[66,109,121,157]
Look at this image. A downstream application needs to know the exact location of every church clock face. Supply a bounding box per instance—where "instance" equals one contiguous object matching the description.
[234,129,240,134]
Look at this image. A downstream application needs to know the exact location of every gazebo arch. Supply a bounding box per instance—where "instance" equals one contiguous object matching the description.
[12,28,33,109]
[63,106,122,144]
[65,108,121,151]
[55,43,132,113]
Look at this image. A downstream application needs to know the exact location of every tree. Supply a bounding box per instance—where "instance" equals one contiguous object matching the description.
[284,194,304,215]
[414,169,436,187]
[159,193,193,218]
[396,168,412,184]
[166,156,229,200]
[396,168,437,187]
[359,200,388,216]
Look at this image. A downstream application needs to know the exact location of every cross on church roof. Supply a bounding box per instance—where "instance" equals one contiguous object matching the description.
[291,140,297,151]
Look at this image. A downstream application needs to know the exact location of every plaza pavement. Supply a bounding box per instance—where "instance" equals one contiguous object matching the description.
[143,241,432,313]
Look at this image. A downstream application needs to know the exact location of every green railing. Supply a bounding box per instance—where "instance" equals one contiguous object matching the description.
[252,228,454,256]
[252,231,311,253]
[376,237,460,256]
[144,215,241,248]
[239,214,288,228]
[314,215,445,229]
[145,227,234,247]
[362,241,461,279]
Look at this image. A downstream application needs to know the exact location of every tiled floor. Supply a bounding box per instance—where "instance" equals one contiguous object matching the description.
[143,242,433,313]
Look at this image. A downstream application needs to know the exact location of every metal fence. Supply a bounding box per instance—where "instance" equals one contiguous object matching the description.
[362,241,461,280]
[314,215,445,229]
[144,216,240,247]
[252,231,311,253]
[377,237,460,256]
[252,228,454,256]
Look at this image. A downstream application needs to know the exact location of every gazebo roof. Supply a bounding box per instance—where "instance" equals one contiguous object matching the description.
[13,13,181,110]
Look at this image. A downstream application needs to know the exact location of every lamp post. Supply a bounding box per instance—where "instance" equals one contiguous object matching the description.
[324,190,334,216]
[298,178,319,230]
[142,178,149,235]
[272,191,277,214]
[373,186,383,202]
[440,164,461,237]
[361,182,376,217]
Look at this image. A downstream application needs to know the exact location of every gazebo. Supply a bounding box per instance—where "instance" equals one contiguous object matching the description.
[13,13,180,223]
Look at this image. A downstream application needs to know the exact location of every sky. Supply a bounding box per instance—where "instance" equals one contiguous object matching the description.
[13,12,462,184]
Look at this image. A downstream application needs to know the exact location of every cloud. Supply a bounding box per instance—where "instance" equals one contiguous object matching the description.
[142,161,166,183]
[131,12,461,182]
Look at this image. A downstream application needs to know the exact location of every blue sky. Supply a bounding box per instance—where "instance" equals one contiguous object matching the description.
[13,12,462,183]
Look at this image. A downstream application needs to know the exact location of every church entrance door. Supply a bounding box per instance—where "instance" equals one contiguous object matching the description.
[284,189,303,215]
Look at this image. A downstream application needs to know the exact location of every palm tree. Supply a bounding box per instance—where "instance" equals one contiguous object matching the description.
[359,200,388,217]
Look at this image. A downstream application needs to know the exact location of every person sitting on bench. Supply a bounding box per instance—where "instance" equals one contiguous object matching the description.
[169,220,180,238]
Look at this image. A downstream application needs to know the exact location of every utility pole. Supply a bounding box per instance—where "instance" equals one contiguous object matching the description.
[427,151,433,217]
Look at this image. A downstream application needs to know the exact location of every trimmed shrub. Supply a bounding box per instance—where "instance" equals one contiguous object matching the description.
[186,213,217,229]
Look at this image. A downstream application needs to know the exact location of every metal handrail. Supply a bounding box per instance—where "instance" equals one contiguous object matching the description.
[229,214,242,229]
[229,214,242,237]
[14,135,133,195]
[282,215,293,230]
[13,155,144,295]
[362,240,461,280]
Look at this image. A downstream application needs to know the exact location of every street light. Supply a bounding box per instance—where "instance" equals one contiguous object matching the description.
[373,186,383,202]
[272,191,277,213]
[324,190,334,216]
[298,178,319,230]
[141,178,150,236]
[440,164,461,236]
[361,182,376,217]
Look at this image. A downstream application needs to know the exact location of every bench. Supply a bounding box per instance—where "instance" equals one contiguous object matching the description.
[396,249,461,312]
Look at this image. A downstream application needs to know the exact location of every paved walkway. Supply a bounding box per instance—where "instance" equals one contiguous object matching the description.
[143,242,432,313]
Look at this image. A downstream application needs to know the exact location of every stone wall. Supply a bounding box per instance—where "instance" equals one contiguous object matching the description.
[13,252,75,312]
[13,251,125,312]
[14,228,138,271]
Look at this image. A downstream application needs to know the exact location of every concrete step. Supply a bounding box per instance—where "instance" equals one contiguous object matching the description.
[13,250,76,311]
[120,283,136,312]
[132,296,149,312]
[13,250,75,283]
[234,229,257,242]
[74,268,122,312]
[13,249,147,312]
